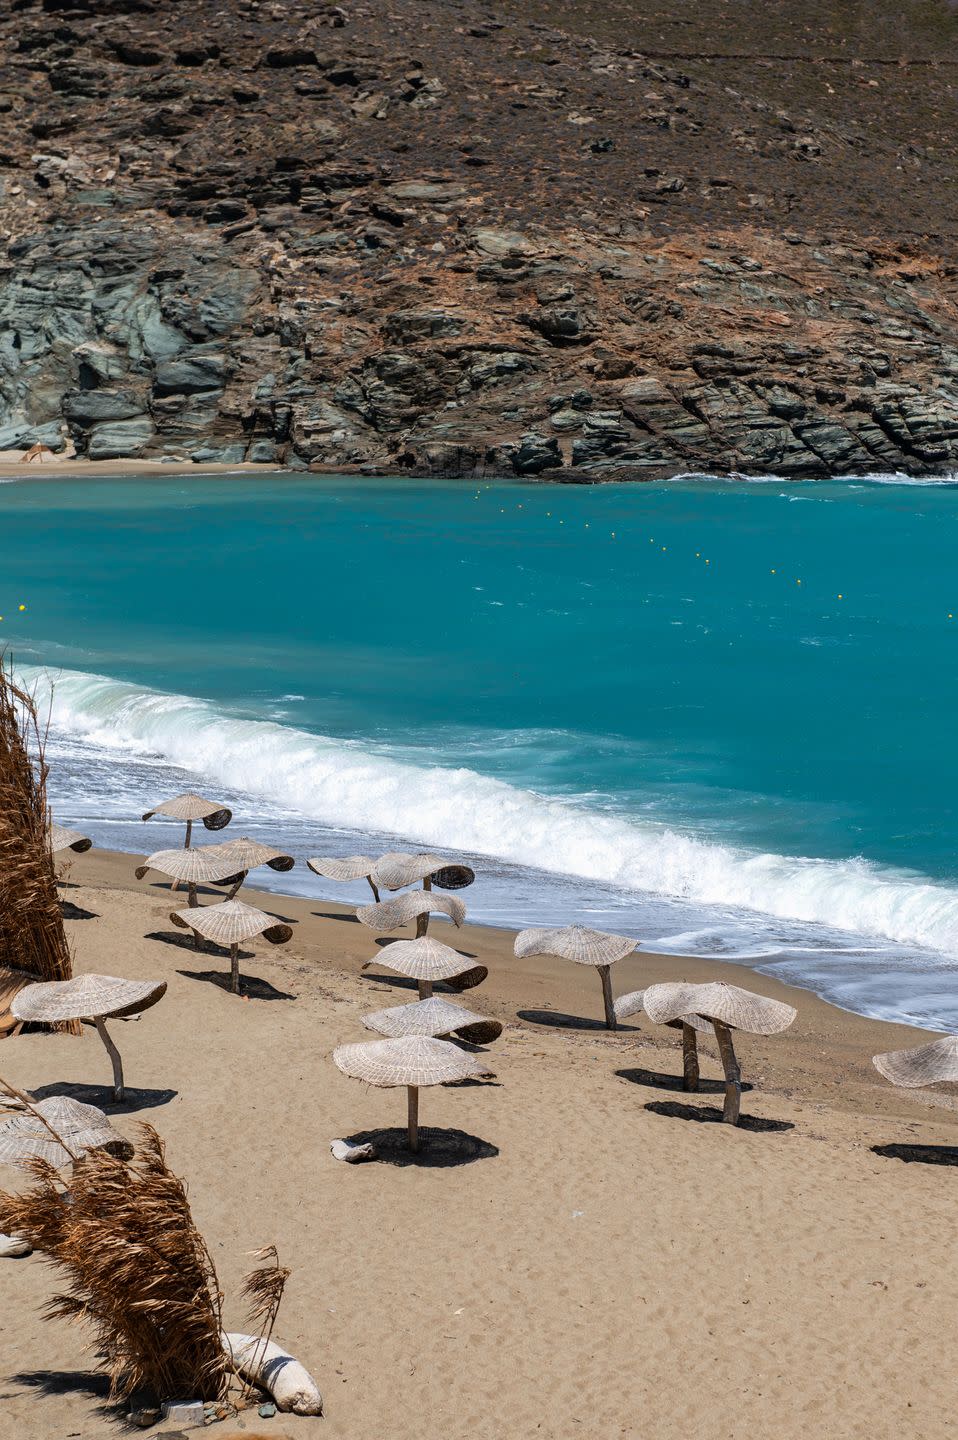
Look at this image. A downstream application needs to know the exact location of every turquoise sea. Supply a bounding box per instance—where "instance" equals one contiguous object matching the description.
[2,471,958,1028]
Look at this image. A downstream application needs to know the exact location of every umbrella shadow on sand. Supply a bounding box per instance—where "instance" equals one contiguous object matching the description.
[58,899,99,921]
[872,1142,958,1166]
[518,1008,639,1033]
[26,1081,177,1114]
[616,1066,753,1096]
[341,1125,499,1167]
[645,1100,793,1132]
[176,968,296,1002]
[8,1368,115,1407]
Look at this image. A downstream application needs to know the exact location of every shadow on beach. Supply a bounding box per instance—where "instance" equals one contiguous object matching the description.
[9,1368,114,1402]
[341,1125,499,1167]
[645,1100,793,1132]
[27,1081,177,1114]
[518,1008,637,1033]
[616,1067,752,1096]
[59,899,99,921]
[176,967,296,1001]
[872,1142,958,1166]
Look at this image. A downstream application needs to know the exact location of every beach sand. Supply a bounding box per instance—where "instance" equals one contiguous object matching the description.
[2,848,956,1438]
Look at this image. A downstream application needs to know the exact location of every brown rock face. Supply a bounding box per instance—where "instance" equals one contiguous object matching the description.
[0,0,957,478]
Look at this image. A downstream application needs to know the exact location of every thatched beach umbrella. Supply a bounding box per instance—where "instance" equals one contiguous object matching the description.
[135,846,240,907]
[202,837,295,900]
[169,898,293,994]
[371,851,476,893]
[514,923,637,1030]
[12,974,167,1103]
[0,1095,133,1168]
[873,1035,958,1090]
[365,935,488,999]
[142,792,232,850]
[357,889,467,940]
[643,981,796,1124]
[332,1035,494,1153]
[49,823,93,856]
[611,989,711,1090]
[362,996,502,1045]
[307,854,378,900]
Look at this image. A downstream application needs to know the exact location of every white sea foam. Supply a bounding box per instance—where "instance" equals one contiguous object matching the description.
[19,662,958,963]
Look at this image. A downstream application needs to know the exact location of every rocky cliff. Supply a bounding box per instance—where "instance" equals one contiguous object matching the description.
[1,0,957,478]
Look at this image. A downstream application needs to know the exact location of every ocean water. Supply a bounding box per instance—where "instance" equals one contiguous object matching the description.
[2,470,958,1029]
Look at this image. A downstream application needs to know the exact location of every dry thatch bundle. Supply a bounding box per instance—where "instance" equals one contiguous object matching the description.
[0,666,74,1019]
[0,1087,291,1408]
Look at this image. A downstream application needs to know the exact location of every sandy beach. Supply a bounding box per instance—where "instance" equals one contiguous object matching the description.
[1,848,956,1438]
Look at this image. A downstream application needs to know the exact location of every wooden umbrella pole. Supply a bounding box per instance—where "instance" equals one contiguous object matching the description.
[423,875,432,892]
[417,979,433,1001]
[226,871,248,901]
[415,912,429,938]
[598,965,616,1030]
[184,819,192,849]
[407,1085,419,1152]
[713,1020,741,1125]
[366,877,380,903]
[94,1017,124,1103]
[681,1023,700,1092]
[230,943,240,994]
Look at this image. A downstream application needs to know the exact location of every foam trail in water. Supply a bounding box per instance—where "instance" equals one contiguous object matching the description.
[20,663,958,959]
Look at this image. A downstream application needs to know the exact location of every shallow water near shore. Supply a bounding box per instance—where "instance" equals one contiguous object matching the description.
[2,470,958,1027]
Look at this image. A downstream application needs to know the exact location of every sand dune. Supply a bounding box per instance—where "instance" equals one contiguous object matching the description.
[1,849,956,1438]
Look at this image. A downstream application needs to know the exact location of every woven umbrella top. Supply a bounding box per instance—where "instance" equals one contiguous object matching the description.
[169,898,293,946]
[371,851,476,892]
[49,823,93,855]
[136,846,242,883]
[12,973,167,1024]
[371,936,478,981]
[0,1096,133,1167]
[333,1035,494,1089]
[643,981,796,1035]
[361,996,499,1040]
[203,837,295,873]
[142,792,231,826]
[514,923,637,967]
[873,1034,958,1088]
[307,855,374,881]
[356,890,467,933]
[612,988,711,1031]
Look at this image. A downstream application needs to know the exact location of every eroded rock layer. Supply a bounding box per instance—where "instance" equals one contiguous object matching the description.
[1,0,957,478]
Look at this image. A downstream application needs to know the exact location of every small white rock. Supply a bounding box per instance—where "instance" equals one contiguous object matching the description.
[330,1138,377,1163]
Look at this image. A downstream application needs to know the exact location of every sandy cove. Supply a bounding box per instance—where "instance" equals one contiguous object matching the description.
[2,847,957,1439]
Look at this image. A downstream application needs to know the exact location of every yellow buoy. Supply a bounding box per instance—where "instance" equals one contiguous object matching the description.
[18,604,26,611]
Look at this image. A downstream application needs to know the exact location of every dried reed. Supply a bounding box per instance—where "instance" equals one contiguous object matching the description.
[0,1079,292,1408]
[0,664,74,1019]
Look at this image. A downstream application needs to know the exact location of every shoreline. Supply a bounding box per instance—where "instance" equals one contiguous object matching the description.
[72,847,957,1128]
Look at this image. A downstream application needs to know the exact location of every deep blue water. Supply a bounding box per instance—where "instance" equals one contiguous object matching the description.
[3,470,958,1027]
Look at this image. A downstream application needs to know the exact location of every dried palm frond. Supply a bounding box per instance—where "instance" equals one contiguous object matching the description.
[0,664,74,1021]
[0,1119,229,1403]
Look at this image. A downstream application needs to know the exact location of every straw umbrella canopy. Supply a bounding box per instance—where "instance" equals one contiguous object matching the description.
[357,889,467,941]
[169,898,293,994]
[514,923,637,1030]
[307,854,378,900]
[0,1096,133,1168]
[873,1035,958,1089]
[12,974,167,1103]
[49,823,93,856]
[362,996,502,1046]
[643,981,797,1124]
[371,852,476,893]
[141,792,232,850]
[135,846,241,908]
[202,837,295,900]
[332,1035,494,1152]
[365,935,488,999]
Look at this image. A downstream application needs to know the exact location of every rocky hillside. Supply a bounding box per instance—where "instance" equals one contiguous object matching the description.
[1,0,957,477]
